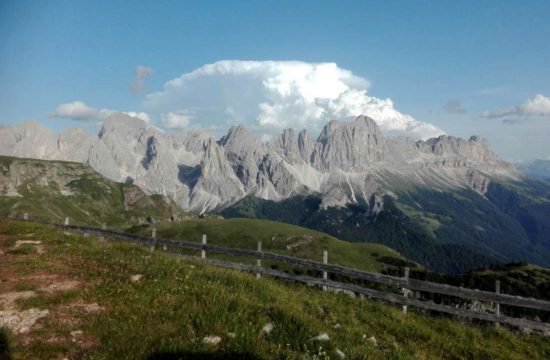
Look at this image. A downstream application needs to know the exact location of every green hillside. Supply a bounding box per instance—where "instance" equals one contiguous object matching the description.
[455,263,550,301]
[221,180,550,274]
[0,155,186,227]
[1,219,549,360]
[129,218,417,274]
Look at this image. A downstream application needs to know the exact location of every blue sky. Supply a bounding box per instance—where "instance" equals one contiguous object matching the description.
[1,0,549,160]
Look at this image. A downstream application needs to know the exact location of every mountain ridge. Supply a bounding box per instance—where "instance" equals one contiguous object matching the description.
[0,113,522,214]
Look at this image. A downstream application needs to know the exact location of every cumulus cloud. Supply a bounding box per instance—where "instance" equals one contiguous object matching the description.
[129,65,154,93]
[444,100,466,114]
[483,94,550,119]
[161,111,192,129]
[145,60,444,140]
[50,101,99,120]
[50,101,151,124]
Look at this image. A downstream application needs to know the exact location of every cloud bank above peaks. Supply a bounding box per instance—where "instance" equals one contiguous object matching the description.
[50,101,152,124]
[145,60,444,140]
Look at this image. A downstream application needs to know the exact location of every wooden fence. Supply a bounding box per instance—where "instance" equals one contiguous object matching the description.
[9,216,550,333]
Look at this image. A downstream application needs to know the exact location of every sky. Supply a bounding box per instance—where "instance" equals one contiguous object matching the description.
[1,0,549,161]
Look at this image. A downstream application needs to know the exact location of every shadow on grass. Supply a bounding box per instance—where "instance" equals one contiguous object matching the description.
[147,352,261,360]
[0,327,11,360]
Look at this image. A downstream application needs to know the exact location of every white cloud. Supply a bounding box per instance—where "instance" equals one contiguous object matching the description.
[145,60,444,140]
[129,65,154,93]
[483,94,550,118]
[523,94,550,115]
[50,101,99,120]
[50,101,152,124]
[161,111,192,129]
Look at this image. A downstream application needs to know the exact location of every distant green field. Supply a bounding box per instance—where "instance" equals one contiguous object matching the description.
[1,219,549,360]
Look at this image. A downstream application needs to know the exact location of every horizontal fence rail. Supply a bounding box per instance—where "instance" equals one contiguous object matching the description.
[192,257,550,333]
[5,217,550,333]
[62,223,550,313]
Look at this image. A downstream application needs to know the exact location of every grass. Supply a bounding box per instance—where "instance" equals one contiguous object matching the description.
[129,218,416,273]
[6,245,35,255]
[1,219,549,359]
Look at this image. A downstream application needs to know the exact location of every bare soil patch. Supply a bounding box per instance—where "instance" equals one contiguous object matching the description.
[13,240,46,254]
[0,291,49,334]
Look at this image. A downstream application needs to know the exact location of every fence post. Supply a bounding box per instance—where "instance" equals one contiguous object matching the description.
[23,213,28,221]
[201,234,207,259]
[100,223,106,241]
[256,241,262,279]
[150,227,157,252]
[322,250,328,291]
[495,280,501,328]
[402,267,410,314]
[64,217,70,236]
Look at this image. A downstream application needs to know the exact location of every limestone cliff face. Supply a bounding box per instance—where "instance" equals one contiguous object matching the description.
[311,116,385,172]
[419,135,498,163]
[188,138,245,212]
[0,113,522,213]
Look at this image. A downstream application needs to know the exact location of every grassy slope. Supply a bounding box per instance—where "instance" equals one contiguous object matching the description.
[461,263,550,300]
[130,218,416,274]
[0,155,186,228]
[1,219,549,360]
[220,195,505,274]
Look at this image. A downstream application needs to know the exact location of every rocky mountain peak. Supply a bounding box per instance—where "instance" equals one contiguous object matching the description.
[271,128,299,159]
[312,115,385,171]
[420,134,497,163]
[99,113,147,139]
[14,120,51,138]
[219,125,254,146]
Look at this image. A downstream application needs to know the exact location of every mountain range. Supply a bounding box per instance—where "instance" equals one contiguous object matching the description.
[0,114,520,212]
[1,114,549,273]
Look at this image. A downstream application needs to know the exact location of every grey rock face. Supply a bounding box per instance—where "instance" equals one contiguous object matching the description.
[298,129,315,163]
[419,135,498,163]
[311,116,385,172]
[0,113,522,213]
[188,138,245,212]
